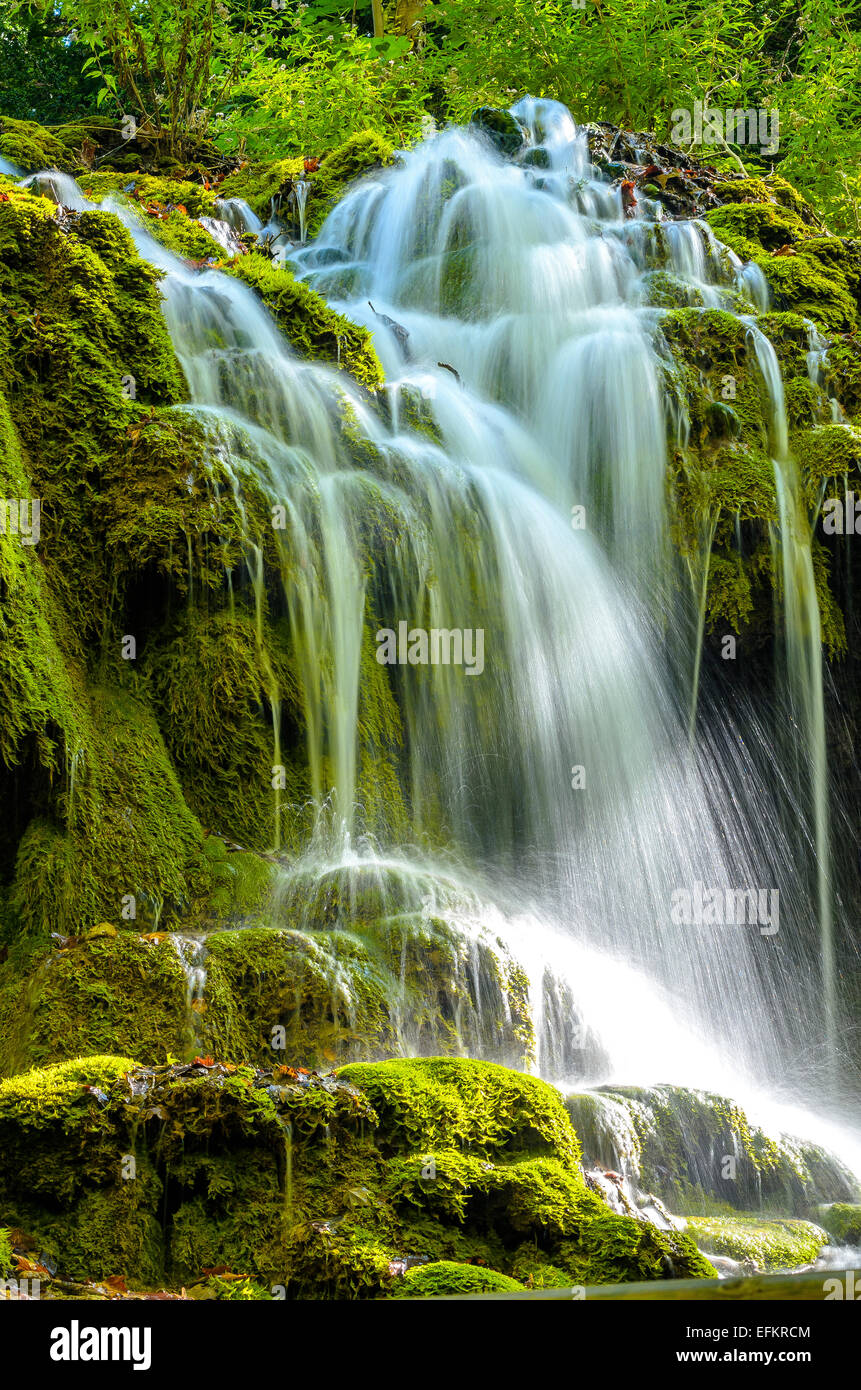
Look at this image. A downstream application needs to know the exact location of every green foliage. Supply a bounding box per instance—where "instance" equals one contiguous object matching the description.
[28,0,257,159]
[0,4,100,124]
[214,13,417,157]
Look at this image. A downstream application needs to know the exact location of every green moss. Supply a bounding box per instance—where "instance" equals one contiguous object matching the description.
[0,116,78,172]
[0,188,187,643]
[557,1211,717,1285]
[228,253,384,389]
[80,173,220,220]
[0,934,191,1076]
[9,688,211,941]
[643,269,705,309]
[824,338,861,419]
[0,1056,723,1295]
[683,1214,828,1271]
[509,1247,572,1289]
[202,926,397,1068]
[816,1202,861,1244]
[706,187,861,332]
[795,423,861,490]
[75,173,228,261]
[189,1273,273,1299]
[592,1084,856,1215]
[146,608,300,852]
[658,303,850,652]
[101,412,251,597]
[218,157,306,218]
[308,130,396,237]
[0,1054,136,1124]
[393,1260,522,1297]
[337,1057,581,1165]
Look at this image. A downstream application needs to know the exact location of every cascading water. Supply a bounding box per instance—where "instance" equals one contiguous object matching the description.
[20,97,859,1185]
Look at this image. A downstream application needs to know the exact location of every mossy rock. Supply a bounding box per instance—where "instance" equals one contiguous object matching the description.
[642,269,705,309]
[80,173,221,221]
[227,253,384,389]
[201,926,397,1068]
[337,1057,581,1165]
[392,1260,523,1297]
[0,1056,719,1296]
[0,908,536,1076]
[683,1214,828,1272]
[706,180,861,332]
[0,186,187,641]
[0,116,79,173]
[468,108,527,159]
[795,423,861,491]
[575,1085,859,1216]
[823,337,861,420]
[307,130,396,238]
[816,1202,861,1245]
[657,302,849,652]
[67,172,232,260]
[8,688,211,943]
[0,935,191,1076]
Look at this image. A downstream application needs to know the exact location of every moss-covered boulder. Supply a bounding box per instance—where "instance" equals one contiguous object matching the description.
[816,1202,861,1245]
[658,303,850,656]
[0,116,80,173]
[75,174,228,262]
[393,1260,523,1296]
[567,1085,859,1216]
[217,156,306,219]
[683,1214,828,1272]
[0,1055,715,1297]
[0,934,192,1076]
[0,903,536,1077]
[706,176,861,333]
[80,173,221,221]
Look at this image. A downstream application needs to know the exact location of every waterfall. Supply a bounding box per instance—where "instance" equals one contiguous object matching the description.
[17,99,857,1174]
